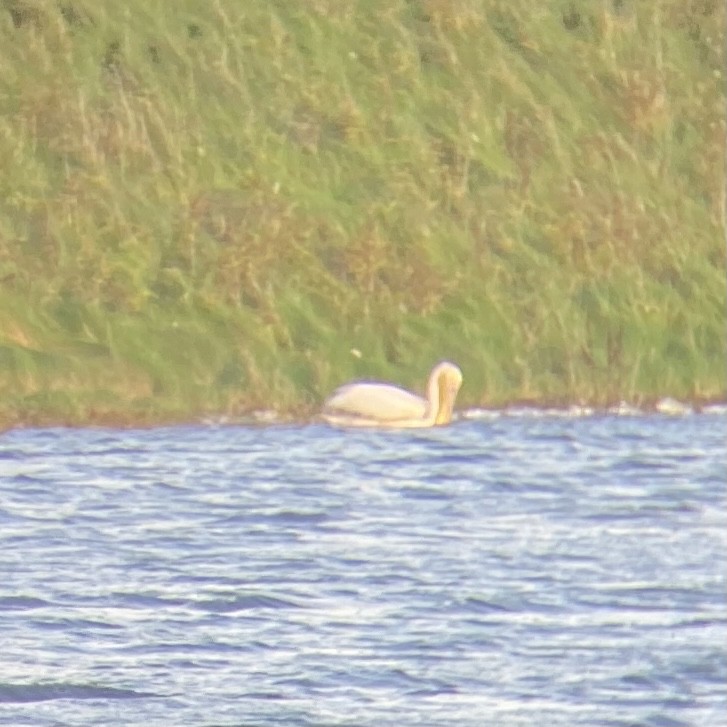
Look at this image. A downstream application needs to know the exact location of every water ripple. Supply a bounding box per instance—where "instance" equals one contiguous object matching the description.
[0,683,156,703]
[0,413,725,726]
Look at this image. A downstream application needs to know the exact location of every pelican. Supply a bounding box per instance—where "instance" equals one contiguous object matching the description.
[321,361,463,428]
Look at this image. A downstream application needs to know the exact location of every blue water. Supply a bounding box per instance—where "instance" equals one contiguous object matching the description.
[0,412,725,726]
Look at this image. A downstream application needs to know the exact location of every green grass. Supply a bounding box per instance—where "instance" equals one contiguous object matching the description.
[0,0,724,426]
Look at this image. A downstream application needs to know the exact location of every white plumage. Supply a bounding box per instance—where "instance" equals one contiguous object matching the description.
[321,362,462,428]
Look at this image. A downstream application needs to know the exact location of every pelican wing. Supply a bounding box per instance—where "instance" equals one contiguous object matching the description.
[323,383,427,422]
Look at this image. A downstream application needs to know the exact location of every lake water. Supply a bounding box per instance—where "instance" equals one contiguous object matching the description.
[0,410,725,726]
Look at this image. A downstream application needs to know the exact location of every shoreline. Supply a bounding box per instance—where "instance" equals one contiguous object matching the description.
[2,395,725,433]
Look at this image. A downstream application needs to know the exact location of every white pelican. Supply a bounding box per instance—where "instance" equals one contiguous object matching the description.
[321,361,463,428]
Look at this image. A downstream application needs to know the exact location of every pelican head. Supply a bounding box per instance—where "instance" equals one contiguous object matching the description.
[429,361,463,426]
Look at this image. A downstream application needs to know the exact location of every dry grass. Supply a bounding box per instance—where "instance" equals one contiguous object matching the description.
[0,0,724,425]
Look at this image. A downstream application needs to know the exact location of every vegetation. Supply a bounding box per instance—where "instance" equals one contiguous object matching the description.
[0,0,724,427]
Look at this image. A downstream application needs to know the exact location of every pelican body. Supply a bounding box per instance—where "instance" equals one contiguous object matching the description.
[321,361,462,428]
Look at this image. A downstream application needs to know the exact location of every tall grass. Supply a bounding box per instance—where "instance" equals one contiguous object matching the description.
[0,0,724,425]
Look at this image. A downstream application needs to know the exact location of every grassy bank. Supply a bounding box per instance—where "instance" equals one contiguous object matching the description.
[0,0,724,427]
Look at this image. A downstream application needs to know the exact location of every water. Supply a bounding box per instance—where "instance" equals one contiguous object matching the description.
[0,411,725,726]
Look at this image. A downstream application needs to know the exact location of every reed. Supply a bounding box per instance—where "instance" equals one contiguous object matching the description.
[0,0,724,426]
